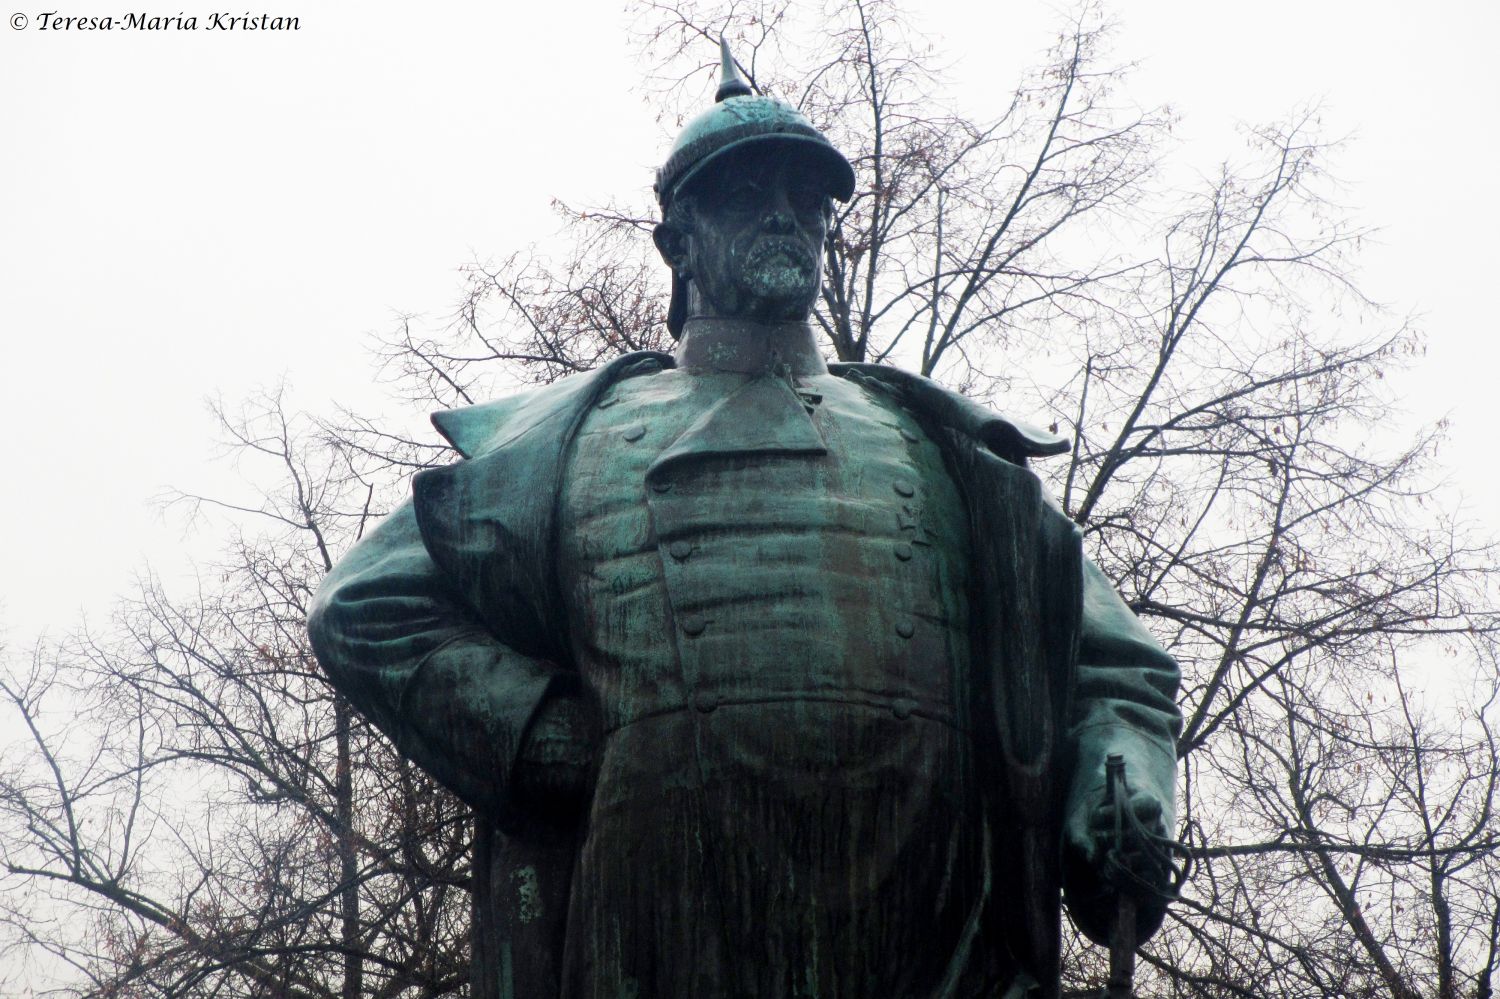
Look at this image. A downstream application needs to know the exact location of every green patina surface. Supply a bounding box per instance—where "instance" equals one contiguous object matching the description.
[513,865,542,926]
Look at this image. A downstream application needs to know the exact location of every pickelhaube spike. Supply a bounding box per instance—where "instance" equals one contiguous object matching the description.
[715,37,754,102]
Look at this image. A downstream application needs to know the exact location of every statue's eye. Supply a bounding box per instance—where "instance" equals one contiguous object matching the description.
[725,182,763,210]
[788,186,823,214]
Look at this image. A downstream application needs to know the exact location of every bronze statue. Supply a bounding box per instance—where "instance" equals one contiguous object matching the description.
[308,43,1180,999]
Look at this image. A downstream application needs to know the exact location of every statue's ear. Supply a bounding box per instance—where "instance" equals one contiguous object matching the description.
[653,221,689,273]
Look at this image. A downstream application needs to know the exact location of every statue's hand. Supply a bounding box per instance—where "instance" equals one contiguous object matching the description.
[1063,784,1177,945]
[514,695,597,820]
[1067,788,1171,901]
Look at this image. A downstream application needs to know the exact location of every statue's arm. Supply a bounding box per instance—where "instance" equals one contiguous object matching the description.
[307,499,582,825]
[1062,556,1182,944]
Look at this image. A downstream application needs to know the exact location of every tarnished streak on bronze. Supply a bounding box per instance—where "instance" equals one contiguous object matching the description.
[954,441,1084,985]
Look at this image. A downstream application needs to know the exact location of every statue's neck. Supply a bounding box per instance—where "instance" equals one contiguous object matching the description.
[673,316,828,376]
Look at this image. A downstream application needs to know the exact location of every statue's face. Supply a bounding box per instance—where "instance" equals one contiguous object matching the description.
[668,145,832,323]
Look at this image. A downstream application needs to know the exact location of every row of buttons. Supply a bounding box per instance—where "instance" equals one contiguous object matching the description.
[676,612,918,641]
[625,406,932,645]
[891,467,921,640]
[686,690,921,719]
[665,476,925,642]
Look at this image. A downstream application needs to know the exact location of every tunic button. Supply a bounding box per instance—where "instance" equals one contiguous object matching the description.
[894,542,913,561]
[893,480,915,497]
[693,690,718,713]
[892,697,917,720]
[680,614,706,636]
[623,425,646,442]
[895,620,916,639]
[669,540,693,560]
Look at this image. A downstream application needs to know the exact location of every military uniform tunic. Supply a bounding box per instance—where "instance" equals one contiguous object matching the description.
[556,366,1007,997]
[306,342,1182,999]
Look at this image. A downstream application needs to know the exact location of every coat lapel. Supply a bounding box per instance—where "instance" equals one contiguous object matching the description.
[830,362,1070,464]
[647,371,826,481]
[412,352,674,664]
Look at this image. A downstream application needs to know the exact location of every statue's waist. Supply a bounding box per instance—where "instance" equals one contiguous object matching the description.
[599,685,966,734]
[590,696,977,811]
[573,595,973,730]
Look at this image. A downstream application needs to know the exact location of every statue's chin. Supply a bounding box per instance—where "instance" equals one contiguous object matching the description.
[740,286,816,322]
[738,265,817,320]
[693,252,820,321]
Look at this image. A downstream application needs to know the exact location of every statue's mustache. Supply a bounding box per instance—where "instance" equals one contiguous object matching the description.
[744,235,815,273]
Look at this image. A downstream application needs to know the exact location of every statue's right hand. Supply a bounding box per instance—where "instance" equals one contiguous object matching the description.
[514,695,598,820]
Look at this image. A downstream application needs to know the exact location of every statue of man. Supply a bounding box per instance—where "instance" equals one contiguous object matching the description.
[308,44,1180,999]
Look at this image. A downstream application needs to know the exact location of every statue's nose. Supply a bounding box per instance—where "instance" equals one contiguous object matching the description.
[761,205,796,234]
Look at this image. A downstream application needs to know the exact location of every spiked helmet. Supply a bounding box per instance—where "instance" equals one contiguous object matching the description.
[656,39,856,335]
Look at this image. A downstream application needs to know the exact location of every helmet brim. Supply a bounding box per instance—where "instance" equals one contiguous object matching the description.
[670,134,856,209]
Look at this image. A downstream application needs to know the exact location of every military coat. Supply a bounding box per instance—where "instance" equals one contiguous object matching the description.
[306,351,1181,999]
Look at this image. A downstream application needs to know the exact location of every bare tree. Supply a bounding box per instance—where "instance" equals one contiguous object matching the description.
[1041,112,1500,997]
[0,390,471,998]
[4,4,1498,997]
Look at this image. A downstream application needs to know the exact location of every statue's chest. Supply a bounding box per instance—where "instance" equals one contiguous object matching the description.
[559,369,972,727]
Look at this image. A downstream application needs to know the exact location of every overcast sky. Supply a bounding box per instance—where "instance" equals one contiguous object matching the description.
[2,0,1496,641]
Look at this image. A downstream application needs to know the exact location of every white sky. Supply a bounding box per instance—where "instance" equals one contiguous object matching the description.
[2,0,1497,641]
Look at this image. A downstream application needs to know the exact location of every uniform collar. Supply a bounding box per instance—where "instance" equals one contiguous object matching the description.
[674,317,828,376]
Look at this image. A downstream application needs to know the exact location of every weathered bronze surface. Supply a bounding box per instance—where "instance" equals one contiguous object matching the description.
[308,41,1180,999]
